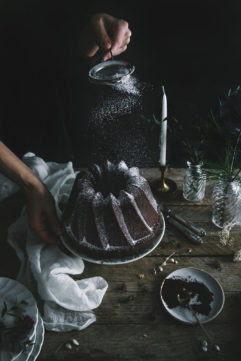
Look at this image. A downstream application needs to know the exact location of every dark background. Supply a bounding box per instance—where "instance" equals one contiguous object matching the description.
[1,0,241,167]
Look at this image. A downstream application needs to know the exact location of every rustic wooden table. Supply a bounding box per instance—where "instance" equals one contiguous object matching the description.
[1,168,241,361]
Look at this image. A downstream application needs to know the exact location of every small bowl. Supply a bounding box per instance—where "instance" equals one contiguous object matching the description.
[160,267,225,324]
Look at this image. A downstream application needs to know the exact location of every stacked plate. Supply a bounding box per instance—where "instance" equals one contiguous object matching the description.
[0,278,44,361]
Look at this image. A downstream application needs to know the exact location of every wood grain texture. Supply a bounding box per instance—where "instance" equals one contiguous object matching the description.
[39,256,241,361]
[39,323,241,361]
[0,168,241,361]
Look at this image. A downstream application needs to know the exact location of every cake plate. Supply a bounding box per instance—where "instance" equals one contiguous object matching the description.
[60,212,165,265]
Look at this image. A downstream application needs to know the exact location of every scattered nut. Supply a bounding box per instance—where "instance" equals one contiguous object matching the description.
[153,268,157,275]
[188,248,192,253]
[162,261,167,266]
[170,258,175,263]
[71,339,79,346]
[65,343,72,350]
[143,334,148,338]
[158,266,164,272]
[214,260,222,271]
[202,346,208,352]
[138,274,145,279]
[233,249,241,262]
[214,344,220,352]
[174,260,179,264]
[201,340,208,348]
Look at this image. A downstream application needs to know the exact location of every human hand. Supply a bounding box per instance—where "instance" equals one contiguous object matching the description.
[24,181,62,245]
[79,13,132,61]
[0,141,62,245]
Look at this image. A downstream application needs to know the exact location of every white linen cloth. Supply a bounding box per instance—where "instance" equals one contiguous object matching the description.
[2,152,108,332]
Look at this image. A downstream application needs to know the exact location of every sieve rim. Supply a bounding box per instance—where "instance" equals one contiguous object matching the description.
[89,60,135,84]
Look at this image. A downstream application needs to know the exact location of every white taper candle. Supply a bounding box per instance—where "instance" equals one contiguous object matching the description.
[160,86,167,166]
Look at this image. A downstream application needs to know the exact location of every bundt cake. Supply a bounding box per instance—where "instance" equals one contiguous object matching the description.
[62,161,163,260]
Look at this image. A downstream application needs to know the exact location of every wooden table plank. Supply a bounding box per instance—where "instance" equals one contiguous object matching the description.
[39,322,241,361]
[151,223,241,256]
[39,256,241,361]
[1,168,241,361]
[75,256,241,292]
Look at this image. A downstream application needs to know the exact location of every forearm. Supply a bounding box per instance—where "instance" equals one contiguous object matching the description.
[0,141,42,194]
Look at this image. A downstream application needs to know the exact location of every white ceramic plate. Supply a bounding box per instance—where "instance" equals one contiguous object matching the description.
[18,311,45,361]
[15,322,35,361]
[0,278,38,361]
[61,212,165,265]
[28,312,44,361]
[160,268,225,324]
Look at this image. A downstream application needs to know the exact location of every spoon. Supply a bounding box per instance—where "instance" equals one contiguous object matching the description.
[177,293,213,344]
[177,293,224,354]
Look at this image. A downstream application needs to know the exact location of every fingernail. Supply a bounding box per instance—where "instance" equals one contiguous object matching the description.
[103,53,110,61]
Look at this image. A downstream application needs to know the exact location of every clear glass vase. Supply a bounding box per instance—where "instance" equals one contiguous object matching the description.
[183,161,206,202]
[212,180,241,228]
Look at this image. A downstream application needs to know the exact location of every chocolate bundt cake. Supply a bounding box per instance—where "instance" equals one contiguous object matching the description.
[62,161,163,260]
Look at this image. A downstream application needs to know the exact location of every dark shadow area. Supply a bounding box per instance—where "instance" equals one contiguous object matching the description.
[1,0,241,167]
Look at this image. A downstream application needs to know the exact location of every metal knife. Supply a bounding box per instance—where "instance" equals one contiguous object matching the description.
[161,205,206,237]
[166,215,203,245]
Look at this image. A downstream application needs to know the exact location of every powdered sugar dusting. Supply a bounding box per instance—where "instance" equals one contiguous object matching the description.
[118,160,129,172]
[66,161,160,251]
[129,167,140,177]
[86,75,157,166]
[112,75,141,95]
[89,76,147,123]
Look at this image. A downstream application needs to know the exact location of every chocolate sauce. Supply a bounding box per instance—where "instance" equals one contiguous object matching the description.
[162,277,214,316]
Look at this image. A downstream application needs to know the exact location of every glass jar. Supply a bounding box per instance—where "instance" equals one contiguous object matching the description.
[212,180,241,228]
[183,161,206,202]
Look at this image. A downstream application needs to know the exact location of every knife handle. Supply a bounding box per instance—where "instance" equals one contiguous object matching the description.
[166,215,203,245]
[168,210,206,236]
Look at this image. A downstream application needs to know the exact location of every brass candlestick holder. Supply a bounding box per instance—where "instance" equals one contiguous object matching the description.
[151,164,177,198]
[159,165,170,192]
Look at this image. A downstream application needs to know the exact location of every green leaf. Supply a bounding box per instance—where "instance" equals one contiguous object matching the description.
[153,114,162,126]
[140,114,151,123]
